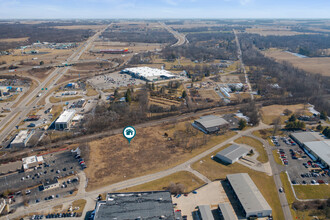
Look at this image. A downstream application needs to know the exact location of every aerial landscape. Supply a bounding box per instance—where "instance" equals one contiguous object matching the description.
[0,1,330,220]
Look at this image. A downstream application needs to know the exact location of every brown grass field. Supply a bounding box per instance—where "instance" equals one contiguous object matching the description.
[263,49,330,76]
[191,149,284,220]
[260,104,310,125]
[0,37,29,42]
[245,27,306,36]
[83,122,236,191]
[120,171,205,193]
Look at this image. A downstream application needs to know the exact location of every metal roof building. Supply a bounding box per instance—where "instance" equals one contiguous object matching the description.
[215,144,250,164]
[93,191,176,220]
[218,203,238,220]
[290,132,330,168]
[226,173,272,218]
[122,67,176,82]
[198,205,214,220]
[304,141,330,167]
[290,132,324,145]
[193,115,229,134]
[55,110,76,130]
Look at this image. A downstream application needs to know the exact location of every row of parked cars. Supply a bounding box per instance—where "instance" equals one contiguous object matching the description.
[277,149,288,165]
[74,154,87,169]
[45,212,79,218]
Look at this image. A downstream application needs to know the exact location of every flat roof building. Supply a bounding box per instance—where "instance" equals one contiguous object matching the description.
[226,173,272,218]
[218,203,238,220]
[10,130,35,148]
[42,179,59,191]
[198,205,214,220]
[193,115,229,134]
[122,67,176,82]
[22,155,43,171]
[93,191,176,220]
[290,132,330,168]
[55,110,76,130]
[215,144,250,164]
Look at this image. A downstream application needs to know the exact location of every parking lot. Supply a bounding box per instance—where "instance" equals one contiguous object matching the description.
[88,71,145,90]
[272,135,330,185]
[0,150,82,201]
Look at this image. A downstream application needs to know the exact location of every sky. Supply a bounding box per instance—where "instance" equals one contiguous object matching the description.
[1,0,330,19]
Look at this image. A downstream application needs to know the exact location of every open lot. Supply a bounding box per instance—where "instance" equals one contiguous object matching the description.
[83,121,236,191]
[121,171,205,193]
[260,104,309,125]
[263,49,330,76]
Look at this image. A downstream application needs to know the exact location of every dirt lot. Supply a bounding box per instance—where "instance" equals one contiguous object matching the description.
[263,49,330,76]
[260,104,310,125]
[83,122,236,191]
[0,37,29,42]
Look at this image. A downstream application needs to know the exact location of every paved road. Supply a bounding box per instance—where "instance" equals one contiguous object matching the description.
[3,123,272,220]
[233,29,254,100]
[160,22,188,47]
[247,133,293,220]
[0,25,110,146]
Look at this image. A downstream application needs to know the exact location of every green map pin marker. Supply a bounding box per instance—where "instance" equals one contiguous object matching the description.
[123,126,136,144]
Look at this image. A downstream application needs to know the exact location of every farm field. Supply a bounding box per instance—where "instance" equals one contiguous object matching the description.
[83,121,237,191]
[245,27,307,36]
[263,49,330,76]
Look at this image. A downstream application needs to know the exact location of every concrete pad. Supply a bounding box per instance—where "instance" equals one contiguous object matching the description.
[172,181,229,220]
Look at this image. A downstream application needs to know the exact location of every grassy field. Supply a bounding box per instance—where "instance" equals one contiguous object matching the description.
[252,128,285,145]
[0,37,29,42]
[260,104,309,125]
[83,121,237,191]
[246,27,305,36]
[120,171,205,193]
[49,96,83,103]
[86,86,98,96]
[263,49,330,76]
[293,185,330,200]
[191,149,284,220]
[71,199,87,214]
[234,136,268,163]
[272,150,283,165]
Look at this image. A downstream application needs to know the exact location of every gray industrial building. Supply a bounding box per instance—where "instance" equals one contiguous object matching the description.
[226,173,272,218]
[215,144,250,164]
[55,110,76,130]
[92,191,176,220]
[218,203,238,220]
[10,130,35,148]
[193,115,229,134]
[290,132,330,168]
[197,205,214,220]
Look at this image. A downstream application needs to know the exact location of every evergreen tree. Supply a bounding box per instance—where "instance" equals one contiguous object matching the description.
[238,119,247,130]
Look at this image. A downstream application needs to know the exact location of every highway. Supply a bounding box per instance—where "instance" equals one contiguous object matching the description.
[160,22,188,47]
[0,25,110,146]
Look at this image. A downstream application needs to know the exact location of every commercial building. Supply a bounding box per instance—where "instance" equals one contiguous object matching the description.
[10,130,35,148]
[93,191,176,220]
[55,110,76,130]
[226,173,272,218]
[290,132,330,168]
[197,205,214,220]
[22,155,44,171]
[42,179,59,191]
[121,67,176,82]
[193,115,229,134]
[218,203,238,220]
[215,144,250,164]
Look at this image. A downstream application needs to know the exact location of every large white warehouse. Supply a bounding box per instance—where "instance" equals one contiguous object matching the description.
[121,67,176,82]
[55,110,76,130]
[215,144,250,164]
[227,173,272,218]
